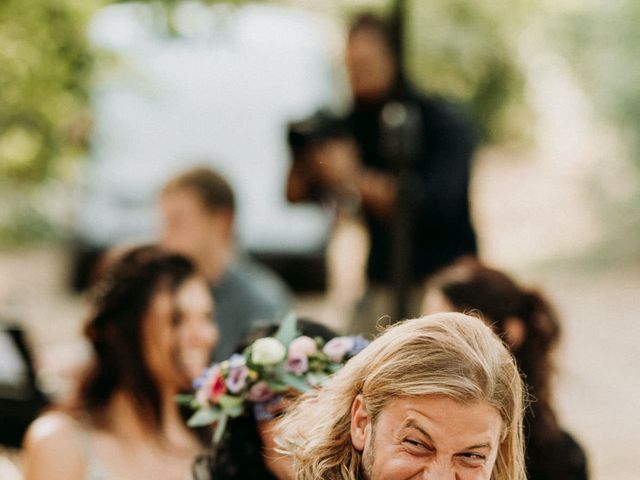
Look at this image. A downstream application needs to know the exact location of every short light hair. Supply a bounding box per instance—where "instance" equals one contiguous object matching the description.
[278,313,526,480]
[162,166,235,214]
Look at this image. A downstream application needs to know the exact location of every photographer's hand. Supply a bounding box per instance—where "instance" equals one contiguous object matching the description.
[358,170,397,221]
[309,138,361,192]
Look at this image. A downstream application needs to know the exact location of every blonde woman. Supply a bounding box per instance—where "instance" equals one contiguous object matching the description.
[278,313,527,480]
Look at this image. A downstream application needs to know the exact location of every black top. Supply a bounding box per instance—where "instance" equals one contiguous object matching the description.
[527,429,589,480]
[348,84,478,283]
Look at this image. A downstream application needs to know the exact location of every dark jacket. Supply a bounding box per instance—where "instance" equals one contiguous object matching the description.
[527,429,589,480]
[348,84,477,283]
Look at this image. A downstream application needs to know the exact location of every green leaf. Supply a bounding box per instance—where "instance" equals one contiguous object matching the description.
[174,393,194,406]
[224,404,244,418]
[327,363,342,373]
[280,372,311,393]
[218,394,244,411]
[306,372,329,387]
[187,407,220,428]
[274,311,298,347]
[266,380,289,392]
[213,414,228,445]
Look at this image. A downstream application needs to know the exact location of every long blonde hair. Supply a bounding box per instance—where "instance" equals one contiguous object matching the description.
[278,313,526,480]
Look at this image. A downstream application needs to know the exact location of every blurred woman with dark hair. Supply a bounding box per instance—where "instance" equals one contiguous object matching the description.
[422,256,589,480]
[23,245,218,480]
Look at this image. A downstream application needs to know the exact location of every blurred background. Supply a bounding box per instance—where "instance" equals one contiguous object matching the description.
[1,0,639,478]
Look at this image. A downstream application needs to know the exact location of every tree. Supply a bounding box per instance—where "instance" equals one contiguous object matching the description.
[0,0,94,183]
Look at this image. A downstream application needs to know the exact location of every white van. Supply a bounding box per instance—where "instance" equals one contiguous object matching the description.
[71,1,345,291]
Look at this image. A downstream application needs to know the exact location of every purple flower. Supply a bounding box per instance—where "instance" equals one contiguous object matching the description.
[285,352,309,375]
[193,364,218,390]
[347,335,370,357]
[228,353,247,369]
[226,364,249,394]
[246,380,275,403]
[323,336,355,363]
[253,395,284,422]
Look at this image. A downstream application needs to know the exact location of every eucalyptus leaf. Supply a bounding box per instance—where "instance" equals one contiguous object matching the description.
[218,394,244,411]
[267,380,289,392]
[187,407,220,428]
[213,414,228,444]
[224,404,244,418]
[328,363,342,373]
[281,372,311,393]
[274,311,298,347]
[174,393,194,406]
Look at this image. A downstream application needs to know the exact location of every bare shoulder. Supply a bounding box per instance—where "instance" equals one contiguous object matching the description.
[24,411,84,447]
[23,411,87,480]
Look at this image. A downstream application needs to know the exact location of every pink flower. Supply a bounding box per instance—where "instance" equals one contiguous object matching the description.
[209,370,227,402]
[288,336,318,357]
[195,386,210,407]
[285,352,309,375]
[246,381,275,403]
[226,365,249,394]
[323,337,355,363]
[194,366,220,406]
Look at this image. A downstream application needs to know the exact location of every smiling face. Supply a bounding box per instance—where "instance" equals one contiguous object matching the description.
[143,276,217,391]
[351,395,503,480]
[173,276,218,381]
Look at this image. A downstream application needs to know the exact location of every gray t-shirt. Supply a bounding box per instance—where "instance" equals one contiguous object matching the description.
[211,258,291,361]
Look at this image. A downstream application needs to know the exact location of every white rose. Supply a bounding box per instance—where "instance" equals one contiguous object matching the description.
[288,336,318,357]
[251,337,287,365]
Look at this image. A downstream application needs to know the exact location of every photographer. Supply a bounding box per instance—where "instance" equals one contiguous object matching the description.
[286,14,478,330]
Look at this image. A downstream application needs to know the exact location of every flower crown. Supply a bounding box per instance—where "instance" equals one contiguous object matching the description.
[178,314,369,444]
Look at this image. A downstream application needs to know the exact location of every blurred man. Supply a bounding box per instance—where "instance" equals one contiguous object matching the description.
[159,167,291,360]
[287,14,478,329]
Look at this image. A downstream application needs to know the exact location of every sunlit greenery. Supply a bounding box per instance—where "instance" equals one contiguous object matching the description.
[405,0,533,143]
[558,0,640,172]
[0,0,95,184]
[553,0,640,257]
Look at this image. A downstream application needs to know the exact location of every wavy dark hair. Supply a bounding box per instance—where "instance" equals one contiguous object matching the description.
[75,244,199,433]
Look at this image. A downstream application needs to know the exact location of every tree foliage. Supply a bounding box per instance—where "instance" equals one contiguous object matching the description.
[0,0,94,184]
[403,0,533,143]
[558,0,640,171]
